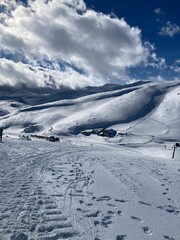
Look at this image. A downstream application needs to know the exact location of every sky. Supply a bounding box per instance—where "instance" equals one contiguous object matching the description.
[0,0,179,89]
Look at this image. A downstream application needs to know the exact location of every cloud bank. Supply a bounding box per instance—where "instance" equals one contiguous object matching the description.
[0,0,164,89]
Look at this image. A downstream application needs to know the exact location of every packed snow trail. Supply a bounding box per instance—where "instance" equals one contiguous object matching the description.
[0,138,180,240]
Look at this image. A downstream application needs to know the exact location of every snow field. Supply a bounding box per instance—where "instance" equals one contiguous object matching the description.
[0,137,180,240]
[0,80,180,239]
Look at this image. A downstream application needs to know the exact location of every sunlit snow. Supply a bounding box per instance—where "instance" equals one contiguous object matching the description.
[0,80,180,240]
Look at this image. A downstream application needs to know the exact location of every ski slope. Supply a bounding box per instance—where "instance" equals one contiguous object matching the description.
[0,80,179,139]
[0,80,180,240]
[0,137,180,240]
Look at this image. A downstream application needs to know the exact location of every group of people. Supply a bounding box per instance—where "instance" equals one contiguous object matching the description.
[0,127,3,143]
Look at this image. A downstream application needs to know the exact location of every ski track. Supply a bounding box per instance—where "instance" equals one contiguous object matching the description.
[0,138,180,240]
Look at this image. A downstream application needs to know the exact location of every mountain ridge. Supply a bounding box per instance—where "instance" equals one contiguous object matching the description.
[0,80,179,143]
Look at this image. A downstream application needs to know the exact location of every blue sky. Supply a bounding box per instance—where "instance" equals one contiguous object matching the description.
[85,0,180,80]
[0,0,179,89]
[85,0,180,63]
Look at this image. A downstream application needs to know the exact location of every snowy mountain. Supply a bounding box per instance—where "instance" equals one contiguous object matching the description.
[0,80,180,240]
[0,80,179,139]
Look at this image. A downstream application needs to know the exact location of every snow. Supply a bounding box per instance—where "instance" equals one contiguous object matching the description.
[0,137,180,240]
[0,80,180,240]
[2,81,178,136]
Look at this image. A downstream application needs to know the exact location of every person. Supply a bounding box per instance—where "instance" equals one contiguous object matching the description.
[0,127,3,143]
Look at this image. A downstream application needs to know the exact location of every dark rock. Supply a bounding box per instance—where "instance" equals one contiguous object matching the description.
[81,130,91,136]
[99,128,117,138]
[48,136,60,142]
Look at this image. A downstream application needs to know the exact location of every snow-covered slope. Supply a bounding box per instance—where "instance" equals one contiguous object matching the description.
[0,81,179,141]
[0,133,180,240]
[0,80,180,240]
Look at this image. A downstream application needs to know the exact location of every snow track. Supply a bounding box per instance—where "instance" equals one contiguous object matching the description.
[0,140,98,240]
[0,141,78,240]
[0,138,180,240]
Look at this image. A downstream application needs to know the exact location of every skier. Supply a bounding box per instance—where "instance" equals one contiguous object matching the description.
[0,127,3,143]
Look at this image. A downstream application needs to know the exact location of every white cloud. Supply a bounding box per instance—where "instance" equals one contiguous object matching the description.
[148,53,166,69]
[154,8,162,15]
[57,0,86,10]
[159,21,180,38]
[170,60,180,73]
[0,0,166,88]
[0,58,104,89]
[141,42,166,69]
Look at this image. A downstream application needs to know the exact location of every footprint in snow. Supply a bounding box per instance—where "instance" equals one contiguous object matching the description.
[94,220,100,226]
[117,210,123,216]
[87,203,93,206]
[139,201,151,206]
[101,215,112,228]
[107,210,115,215]
[107,203,116,207]
[76,208,82,212]
[142,226,152,235]
[96,196,111,202]
[116,235,127,240]
[157,205,179,215]
[45,205,58,210]
[79,199,84,204]
[45,210,62,215]
[86,211,101,218]
[115,199,127,203]
[163,192,168,195]
[163,235,175,240]
[131,216,143,223]
[163,178,169,181]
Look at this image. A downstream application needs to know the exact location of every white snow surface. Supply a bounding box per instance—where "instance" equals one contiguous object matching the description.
[0,80,180,240]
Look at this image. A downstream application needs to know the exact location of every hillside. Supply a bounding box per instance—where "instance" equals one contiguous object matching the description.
[0,80,180,240]
[0,81,179,141]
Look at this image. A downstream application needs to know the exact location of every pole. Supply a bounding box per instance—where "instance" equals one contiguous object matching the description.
[172,146,176,159]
